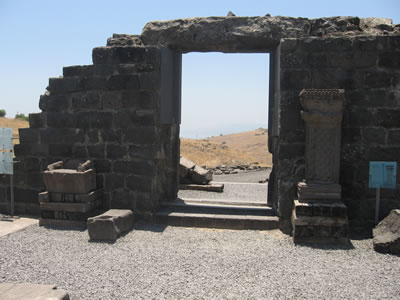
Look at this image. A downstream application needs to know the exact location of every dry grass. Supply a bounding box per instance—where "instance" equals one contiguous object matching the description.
[181,128,272,168]
[0,117,29,146]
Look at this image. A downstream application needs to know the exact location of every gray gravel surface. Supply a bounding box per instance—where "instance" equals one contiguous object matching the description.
[1,223,399,299]
[213,169,271,183]
[179,182,268,203]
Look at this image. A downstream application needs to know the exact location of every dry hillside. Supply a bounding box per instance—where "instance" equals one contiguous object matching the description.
[181,128,272,168]
[0,117,29,145]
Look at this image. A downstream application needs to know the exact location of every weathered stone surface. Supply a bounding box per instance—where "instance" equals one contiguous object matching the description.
[140,16,399,52]
[179,156,213,184]
[373,209,400,255]
[179,156,195,179]
[43,160,96,194]
[87,209,134,241]
[191,165,213,184]
[0,283,69,300]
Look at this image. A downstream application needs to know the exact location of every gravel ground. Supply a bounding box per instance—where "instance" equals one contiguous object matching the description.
[178,169,269,203]
[1,223,399,299]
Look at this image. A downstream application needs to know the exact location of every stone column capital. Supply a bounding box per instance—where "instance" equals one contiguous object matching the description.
[300,89,345,115]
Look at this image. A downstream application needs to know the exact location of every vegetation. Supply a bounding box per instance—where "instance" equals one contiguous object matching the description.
[15,113,29,122]
[0,109,6,117]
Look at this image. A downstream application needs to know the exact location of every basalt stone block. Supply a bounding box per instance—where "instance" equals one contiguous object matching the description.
[101,129,122,143]
[126,175,153,193]
[93,160,112,173]
[76,112,113,128]
[113,160,154,176]
[14,143,48,156]
[363,127,386,144]
[63,65,94,77]
[71,92,100,111]
[190,165,213,185]
[46,112,76,128]
[87,144,106,159]
[92,46,160,65]
[388,129,400,145]
[39,94,70,112]
[104,174,125,192]
[47,77,84,94]
[138,72,161,90]
[373,209,400,255]
[376,109,400,128]
[124,127,156,144]
[29,113,46,128]
[87,209,134,241]
[106,144,127,159]
[40,128,84,144]
[49,144,73,157]
[107,75,140,90]
[19,128,40,144]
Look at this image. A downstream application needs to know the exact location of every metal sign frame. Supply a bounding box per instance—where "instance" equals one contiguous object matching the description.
[369,161,398,224]
[0,128,14,216]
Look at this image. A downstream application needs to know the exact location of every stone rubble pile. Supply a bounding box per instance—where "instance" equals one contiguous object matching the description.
[211,164,266,175]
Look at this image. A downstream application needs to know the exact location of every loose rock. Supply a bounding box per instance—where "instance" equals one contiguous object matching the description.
[373,209,400,255]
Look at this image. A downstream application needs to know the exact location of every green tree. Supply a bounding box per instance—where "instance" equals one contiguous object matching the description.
[15,113,29,121]
[0,109,6,117]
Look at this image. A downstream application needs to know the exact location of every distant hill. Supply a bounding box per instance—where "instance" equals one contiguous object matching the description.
[181,128,272,168]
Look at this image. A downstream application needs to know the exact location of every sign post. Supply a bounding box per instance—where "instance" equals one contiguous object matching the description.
[369,161,397,224]
[0,128,14,216]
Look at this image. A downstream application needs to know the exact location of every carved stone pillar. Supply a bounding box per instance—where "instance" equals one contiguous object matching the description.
[292,89,348,244]
[297,89,345,201]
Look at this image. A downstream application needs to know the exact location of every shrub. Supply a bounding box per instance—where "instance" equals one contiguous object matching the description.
[0,109,5,117]
[15,113,29,121]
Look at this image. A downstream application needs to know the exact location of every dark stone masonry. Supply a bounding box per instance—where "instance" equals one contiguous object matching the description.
[0,15,399,233]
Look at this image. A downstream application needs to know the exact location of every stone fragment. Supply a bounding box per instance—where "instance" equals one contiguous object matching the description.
[87,209,134,241]
[190,165,213,184]
[373,209,400,255]
[0,283,69,300]
[179,156,195,180]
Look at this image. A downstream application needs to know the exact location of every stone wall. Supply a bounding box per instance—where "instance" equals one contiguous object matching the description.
[0,46,180,216]
[0,15,399,228]
[273,35,400,226]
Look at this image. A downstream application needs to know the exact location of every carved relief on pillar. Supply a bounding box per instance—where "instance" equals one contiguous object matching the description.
[297,89,345,201]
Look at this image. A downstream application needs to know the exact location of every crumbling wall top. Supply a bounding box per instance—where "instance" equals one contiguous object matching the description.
[105,15,400,53]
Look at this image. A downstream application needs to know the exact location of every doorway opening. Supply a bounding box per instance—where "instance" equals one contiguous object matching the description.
[178,52,271,205]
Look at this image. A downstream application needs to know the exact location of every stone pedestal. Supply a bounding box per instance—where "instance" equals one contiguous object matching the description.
[292,89,349,243]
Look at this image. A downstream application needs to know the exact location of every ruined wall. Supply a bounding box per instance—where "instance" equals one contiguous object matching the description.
[0,46,179,216]
[1,15,399,227]
[275,35,400,226]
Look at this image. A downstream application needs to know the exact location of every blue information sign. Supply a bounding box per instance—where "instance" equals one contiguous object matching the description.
[369,161,397,189]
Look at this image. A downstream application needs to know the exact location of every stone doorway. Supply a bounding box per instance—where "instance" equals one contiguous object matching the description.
[156,49,279,229]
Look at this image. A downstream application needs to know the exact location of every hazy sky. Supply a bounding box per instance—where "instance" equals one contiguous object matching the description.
[1,0,399,138]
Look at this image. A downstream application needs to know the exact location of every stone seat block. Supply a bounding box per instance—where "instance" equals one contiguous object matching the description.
[87,209,134,241]
[43,169,96,194]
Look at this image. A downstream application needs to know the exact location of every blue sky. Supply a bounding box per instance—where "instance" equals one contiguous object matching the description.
[1,0,399,138]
